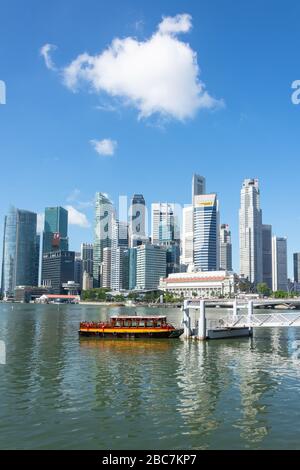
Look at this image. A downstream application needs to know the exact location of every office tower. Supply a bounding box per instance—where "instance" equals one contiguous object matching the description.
[41,250,75,294]
[102,247,112,288]
[193,194,219,272]
[93,192,114,287]
[163,240,181,275]
[219,224,232,271]
[136,244,166,289]
[111,247,127,291]
[129,194,146,247]
[294,253,300,283]
[110,217,129,291]
[74,252,83,288]
[192,174,206,200]
[239,179,263,284]
[81,243,93,277]
[128,247,137,290]
[151,203,179,244]
[272,236,288,292]
[181,206,194,267]
[43,206,68,254]
[1,207,38,297]
[34,234,41,287]
[82,271,93,290]
[262,224,273,289]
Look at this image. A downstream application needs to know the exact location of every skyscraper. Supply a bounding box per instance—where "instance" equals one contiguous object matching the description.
[193,194,219,272]
[262,224,273,289]
[129,194,146,247]
[239,179,263,285]
[136,244,166,290]
[272,236,288,292]
[41,250,75,294]
[293,253,300,284]
[74,252,83,288]
[93,192,114,287]
[151,203,179,244]
[1,207,39,296]
[219,224,232,271]
[102,247,112,289]
[192,174,206,200]
[43,206,68,254]
[181,206,194,267]
[110,216,129,291]
[81,243,93,277]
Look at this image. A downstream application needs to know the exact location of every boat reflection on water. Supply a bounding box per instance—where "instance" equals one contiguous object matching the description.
[79,337,178,352]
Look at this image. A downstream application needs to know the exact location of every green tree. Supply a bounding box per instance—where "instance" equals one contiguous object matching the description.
[257,283,271,297]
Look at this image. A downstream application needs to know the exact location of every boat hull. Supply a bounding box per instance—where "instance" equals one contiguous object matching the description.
[79,329,183,339]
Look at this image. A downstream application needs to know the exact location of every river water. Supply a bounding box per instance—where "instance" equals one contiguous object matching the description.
[0,303,300,450]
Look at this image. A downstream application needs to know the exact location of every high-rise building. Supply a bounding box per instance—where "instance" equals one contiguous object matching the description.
[82,271,93,291]
[193,194,219,272]
[262,224,273,289]
[272,236,288,292]
[110,217,129,291]
[136,244,166,290]
[219,224,232,271]
[192,174,206,200]
[41,250,75,295]
[239,179,263,285]
[181,206,194,267]
[151,203,179,244]
[127,247,137,290]
[294,253,300,284]
[74,252,83,288]
[129,194,146,247]
[81,243,93,277]
[93,192,114,287]
[111,247,127,291]
[43,207,68,254]
[1,207,39,297]
[102,247,112,288]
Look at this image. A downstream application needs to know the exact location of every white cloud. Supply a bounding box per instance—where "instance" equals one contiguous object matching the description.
[62,14,223,121]
[37,213,44,233]
[40,43,57,71]
[65,205,90,228]
[90,138,117,156]
[158,14,192,35]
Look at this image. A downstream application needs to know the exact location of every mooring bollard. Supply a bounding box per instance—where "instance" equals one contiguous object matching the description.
[197,300,207,340]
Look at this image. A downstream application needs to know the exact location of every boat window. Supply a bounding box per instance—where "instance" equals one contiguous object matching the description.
[146,321,153,327]
[115,321,121,327]
[131,320,137,327]
[124,320,131,327]
[139,321,145,327]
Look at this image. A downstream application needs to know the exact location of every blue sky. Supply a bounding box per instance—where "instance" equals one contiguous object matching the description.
[0,0,300,275]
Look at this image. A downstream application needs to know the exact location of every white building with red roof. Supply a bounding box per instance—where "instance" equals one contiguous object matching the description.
[159,270,237,298]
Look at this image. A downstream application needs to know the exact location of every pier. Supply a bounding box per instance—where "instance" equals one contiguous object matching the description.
[182,299,300,340]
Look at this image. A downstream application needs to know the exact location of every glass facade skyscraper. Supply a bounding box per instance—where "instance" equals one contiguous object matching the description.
[239,179,263,285]
[43,206,68,254]
[193,194,219,272]
[1,207,38,296]
[93,192,114,287]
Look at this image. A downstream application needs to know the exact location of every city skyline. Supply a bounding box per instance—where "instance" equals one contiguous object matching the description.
[0,171,297,282]
[1,1,300,277]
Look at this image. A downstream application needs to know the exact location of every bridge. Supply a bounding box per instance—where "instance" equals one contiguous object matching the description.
[182,299,300,341]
